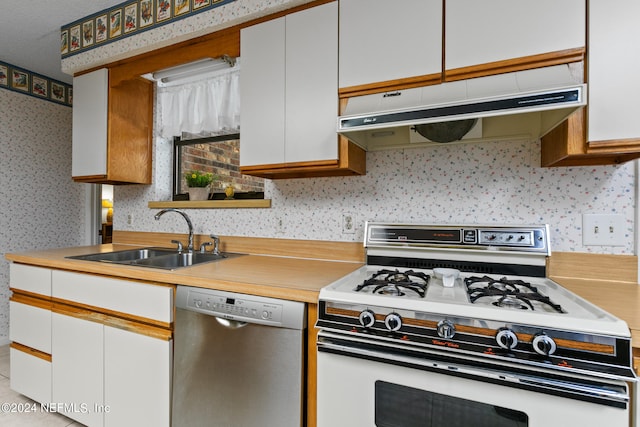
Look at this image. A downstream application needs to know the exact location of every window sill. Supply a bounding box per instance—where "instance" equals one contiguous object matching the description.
[148,199,271,209]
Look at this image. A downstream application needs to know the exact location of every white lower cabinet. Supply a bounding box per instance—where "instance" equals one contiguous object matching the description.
[9,347,51,404]
[52,313,104,427]
[51,312,172,427]
[104,326,171,427]
[9,264,173,427]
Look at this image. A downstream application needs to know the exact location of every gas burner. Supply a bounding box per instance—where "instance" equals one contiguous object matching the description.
[464,276,565,313]
[355,269,429,297]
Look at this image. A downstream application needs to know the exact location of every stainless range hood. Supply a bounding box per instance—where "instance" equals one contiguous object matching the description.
[338,64,586,151]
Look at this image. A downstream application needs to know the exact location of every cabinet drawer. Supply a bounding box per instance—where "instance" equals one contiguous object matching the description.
[10,301,51,353]
[10,346,52,404]
[52,270,173,324]
[10,264,51,296]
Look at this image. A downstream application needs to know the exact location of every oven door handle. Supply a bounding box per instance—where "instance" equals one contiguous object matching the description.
[318,333,630,408]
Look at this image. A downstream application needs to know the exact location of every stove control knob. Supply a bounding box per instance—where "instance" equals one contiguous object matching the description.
[384,313,402,332]
[495,328,518,350]
[532,333,557,356]
[358,310,376,328]
[437,320,456,339]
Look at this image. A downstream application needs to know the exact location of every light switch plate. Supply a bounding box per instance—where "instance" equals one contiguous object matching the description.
[582,214,625,246]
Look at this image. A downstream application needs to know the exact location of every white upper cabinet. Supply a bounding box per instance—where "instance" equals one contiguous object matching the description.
[339,0,442,90]
[445,0,586,71]
[240,1,339,168]
[240,17,286,167]
[587,0,640,142]
[72,68,109,178]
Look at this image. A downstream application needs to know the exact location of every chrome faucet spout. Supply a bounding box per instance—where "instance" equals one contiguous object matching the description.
[154,209,194,252]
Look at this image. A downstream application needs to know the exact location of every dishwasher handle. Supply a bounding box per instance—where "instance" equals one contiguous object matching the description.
[215,317,248,329]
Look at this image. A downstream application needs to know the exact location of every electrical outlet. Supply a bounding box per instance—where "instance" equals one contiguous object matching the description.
[582,214,625,246]
[127,214,134,226]
[342,214,355,234]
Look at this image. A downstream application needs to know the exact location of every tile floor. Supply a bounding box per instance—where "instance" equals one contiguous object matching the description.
[0,345,81,426]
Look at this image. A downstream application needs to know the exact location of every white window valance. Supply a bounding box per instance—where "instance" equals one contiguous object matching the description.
[157,63,240,139]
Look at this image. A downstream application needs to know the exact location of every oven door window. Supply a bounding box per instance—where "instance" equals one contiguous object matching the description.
[375,381,528,427]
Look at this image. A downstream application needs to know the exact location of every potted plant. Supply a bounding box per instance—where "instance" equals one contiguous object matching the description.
[185,170,217,201]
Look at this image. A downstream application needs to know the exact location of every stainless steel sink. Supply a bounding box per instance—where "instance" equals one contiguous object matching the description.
[132,251,244,270]
[67,247,244,270]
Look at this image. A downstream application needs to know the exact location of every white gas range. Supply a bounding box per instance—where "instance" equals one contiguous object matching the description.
[316,222,636,427]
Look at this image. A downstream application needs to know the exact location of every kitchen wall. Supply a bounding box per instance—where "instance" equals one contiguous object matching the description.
[0,89,86,345]
[115,134,636,255]
[61,0,636,257]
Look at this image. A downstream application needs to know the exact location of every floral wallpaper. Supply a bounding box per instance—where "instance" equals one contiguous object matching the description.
[0,89,87,344]
[116,136,636,256]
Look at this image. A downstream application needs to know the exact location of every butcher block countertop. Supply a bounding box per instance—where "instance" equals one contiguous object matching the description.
[4,243,363,304]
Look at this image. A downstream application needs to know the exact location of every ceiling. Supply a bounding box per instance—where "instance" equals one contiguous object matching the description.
[0,1,123,84]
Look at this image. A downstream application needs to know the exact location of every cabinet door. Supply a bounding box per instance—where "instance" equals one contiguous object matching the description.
[10,302,51,353]
[285,1,338,163]
[587,0,640,142]
[72,68,108,178]
[52,313,104,427]
[104,326,172,427]
[239,17,286,167]
[339,0,442,89]
[445,0,585,71]
[10,347,51,404]
[10,263,51,296]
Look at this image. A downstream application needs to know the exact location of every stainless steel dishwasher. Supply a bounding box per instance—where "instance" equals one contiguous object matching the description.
[172,285,307,427]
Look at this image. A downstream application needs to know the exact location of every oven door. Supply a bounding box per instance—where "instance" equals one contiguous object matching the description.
[317,331,631,427]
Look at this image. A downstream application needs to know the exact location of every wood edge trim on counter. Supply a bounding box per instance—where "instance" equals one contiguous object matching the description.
[338,73,442,99]
[10,342,52,363]
[547,252,638,284]
[445,48,586,82]
[148,199,272,209]
[52,301,172,341]
[113,231,366,263]
[10,292,53,310]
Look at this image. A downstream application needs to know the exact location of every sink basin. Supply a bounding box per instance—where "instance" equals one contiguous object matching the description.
[132,251,244,270]
[67,247,244,270]
[67,247,176,263]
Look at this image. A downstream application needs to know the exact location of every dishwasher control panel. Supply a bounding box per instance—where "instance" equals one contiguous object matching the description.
[187,289,283,323]
[176,286,307,329]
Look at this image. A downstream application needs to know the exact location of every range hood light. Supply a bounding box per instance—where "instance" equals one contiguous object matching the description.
[152,55,236,84]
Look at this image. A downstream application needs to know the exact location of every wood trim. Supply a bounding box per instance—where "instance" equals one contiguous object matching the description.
[107,76,154,184]
[239,139,366,179]
[112,231,366,263]
[10,292,53,310]
[445,48,586,82]
[548,252,638,284]
[587,137,640,154]
[51,296,172,331]
[52,301,172,341]
[73,174,108,183]
[10,342,52,363]
[147,199,272,209]
[338,73,442,99]
[541,109,640,167]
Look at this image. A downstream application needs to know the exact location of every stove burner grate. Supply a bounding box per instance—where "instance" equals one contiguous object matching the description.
[464,276,565,313]
[355,269,430,297]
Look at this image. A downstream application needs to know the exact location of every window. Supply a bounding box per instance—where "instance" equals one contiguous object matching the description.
[172,134,264,201]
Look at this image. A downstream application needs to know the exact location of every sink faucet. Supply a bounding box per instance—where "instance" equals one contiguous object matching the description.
[154,209,194,253]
